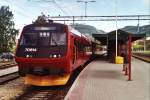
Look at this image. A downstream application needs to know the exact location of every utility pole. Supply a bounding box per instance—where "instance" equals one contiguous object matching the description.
[77,0,96,16]
[115,0,118,58]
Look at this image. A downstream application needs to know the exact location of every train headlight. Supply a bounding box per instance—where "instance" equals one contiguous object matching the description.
[58,54,61,58]
[49,54,53,58]
[26,55,29,58]
[53,54,57,58]
[49,54,61,58]
[26,54,32,58]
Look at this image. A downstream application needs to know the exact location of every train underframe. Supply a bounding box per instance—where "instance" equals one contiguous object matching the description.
[16,58,72,86]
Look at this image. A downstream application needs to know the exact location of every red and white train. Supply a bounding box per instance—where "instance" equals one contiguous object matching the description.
[15,20,92,86]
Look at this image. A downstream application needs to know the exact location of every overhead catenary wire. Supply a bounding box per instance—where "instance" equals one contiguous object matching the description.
[28,0,64,16]
[3,0,33,19]
[52,0,70,16]
[47,15,150,27]
[28,0,59,16]
[30,0,70,16]
[46,18,150,21]
[48,15,150,21]
[49,15,150,18]
[77,0,96,16]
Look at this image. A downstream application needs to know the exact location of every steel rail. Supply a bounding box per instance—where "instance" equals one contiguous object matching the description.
[0,63,17,70]
[0,72,19,85]
[15,56,96,100]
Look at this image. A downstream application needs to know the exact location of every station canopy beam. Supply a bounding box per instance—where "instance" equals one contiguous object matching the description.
[92,29,146,45]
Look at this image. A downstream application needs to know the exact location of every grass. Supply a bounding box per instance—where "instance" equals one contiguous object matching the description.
[132,50,150,54]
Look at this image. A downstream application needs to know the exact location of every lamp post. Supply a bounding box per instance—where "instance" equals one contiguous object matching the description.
[77,0,96,16]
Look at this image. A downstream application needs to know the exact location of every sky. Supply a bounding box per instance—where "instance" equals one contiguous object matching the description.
[0,0,150,32]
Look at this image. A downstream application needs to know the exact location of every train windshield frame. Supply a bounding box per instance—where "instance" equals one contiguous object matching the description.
[19,25,67,47]
[20,32,67,46]
[51,32,67,46]
[20,33,38,46]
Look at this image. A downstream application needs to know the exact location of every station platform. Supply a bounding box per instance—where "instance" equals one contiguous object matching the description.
[65,57,150,100]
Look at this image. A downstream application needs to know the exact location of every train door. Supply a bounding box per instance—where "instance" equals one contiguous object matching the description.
[72,39,77,64]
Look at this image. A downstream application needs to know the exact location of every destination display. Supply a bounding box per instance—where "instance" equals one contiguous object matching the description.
[34,27,56,31]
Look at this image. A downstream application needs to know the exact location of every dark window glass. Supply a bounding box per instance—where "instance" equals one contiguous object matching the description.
[20,32,67,46]
[20,33,37,46]
[51,33,66,46]
[38,32,50,46]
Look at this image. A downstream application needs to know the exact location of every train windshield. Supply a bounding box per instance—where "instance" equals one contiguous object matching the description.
[20,33,38,46]
[20,32,67,46]
[51,32,66,46]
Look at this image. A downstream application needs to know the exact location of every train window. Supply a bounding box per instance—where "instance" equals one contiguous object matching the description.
[51,33,66,46]
[74,40,83,53]
[20,33,37,46]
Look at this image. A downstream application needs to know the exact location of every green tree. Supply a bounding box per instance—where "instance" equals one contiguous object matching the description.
[0,6,18,53]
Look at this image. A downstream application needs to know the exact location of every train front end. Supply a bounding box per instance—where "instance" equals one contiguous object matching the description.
[15,23,71,86]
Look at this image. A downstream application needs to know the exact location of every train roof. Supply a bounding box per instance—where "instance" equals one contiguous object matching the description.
[22,22,92,42]
[22,22,67,32]
[68,25,91,42]
[24,22,67,28]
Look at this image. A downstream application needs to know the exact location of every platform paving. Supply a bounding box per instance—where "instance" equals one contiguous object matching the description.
[65,58,150,100]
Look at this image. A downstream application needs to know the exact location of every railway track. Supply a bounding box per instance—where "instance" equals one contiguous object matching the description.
[15,57,96,100]
[132,54,150,63]
[15,68,82,100]
[0,72,20,85]
[15,86,69,100]
[0,62,17,69]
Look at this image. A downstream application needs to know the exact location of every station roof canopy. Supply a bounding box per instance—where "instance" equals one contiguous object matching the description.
[92,29,146,45]
[92,34,107,45]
